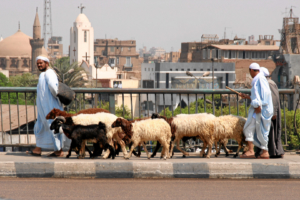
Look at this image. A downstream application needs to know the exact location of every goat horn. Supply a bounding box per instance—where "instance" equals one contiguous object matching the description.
[55,116,66,123]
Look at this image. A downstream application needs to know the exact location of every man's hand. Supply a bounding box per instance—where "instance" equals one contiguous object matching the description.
[272,115,277,120]
[239,93,251,100]
[254,106,261,114]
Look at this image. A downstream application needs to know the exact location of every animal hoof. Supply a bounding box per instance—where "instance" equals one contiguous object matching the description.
[215,154,218,157]
[163,157,167,160]
[182,155,186,158]
[233,155,238,158]
[225,153,229,157]
[147,157,150,160]
[206,156,210,159]
[77,156,83,159]
[66,155,70,158]
[150,155,155,158]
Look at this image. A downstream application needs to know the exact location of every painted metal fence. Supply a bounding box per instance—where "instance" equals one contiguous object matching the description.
[0,87,296,150]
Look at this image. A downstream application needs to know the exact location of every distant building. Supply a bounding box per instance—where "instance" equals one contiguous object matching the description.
[163,51,181,62]
[141,62,235,115]
[0,8,47,76]
[94,38,142,80]
[48,36,63,60]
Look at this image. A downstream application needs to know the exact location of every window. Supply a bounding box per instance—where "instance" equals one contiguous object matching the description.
[181,69,184,71]
[224,50,229,58]
[176,69,178,71]
[116,57,119,64]
[117,74,122,79]
[252,52,256,59]
[202,49,206,59]
[109,58,115,66]
[126,57,131,67]
[200,69,203,71]
[143,80,154,88]
[74,31,76,42]
[148,68,150,71]
[207,69,210,71]
[170,69,172,71]
[187,69,190,71]
[207,49,211,59]
[84,31,87,42]
[231,51,236,59]
[128,47,131,51]
[152,68,153,71]
[166,73,169,88]
[238,51,243,59]
[110,47,115,52]
[194,69,196,71]
[101,50,105,56]
[121,47,123,51]
[214,69,217,71]
[218,49,222,59]
[145,68,146,71]
[221,69,224,71]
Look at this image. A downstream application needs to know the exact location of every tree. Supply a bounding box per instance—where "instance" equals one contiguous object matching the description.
[51,57,90,87]
[0,72,12,87]
[9,73,38,87]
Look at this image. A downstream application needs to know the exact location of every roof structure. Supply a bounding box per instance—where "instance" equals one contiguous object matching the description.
[210,44,279,51]
[0,105,37,132]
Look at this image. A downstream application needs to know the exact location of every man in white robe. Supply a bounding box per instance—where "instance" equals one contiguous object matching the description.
[239,63,273,159]
[27,55,67,157]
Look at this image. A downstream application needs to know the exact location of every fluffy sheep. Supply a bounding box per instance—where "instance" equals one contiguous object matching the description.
[50,117,115,159]
[212,115,248,158]
[45,107,110,158]
[111,118,172,160]
[70,112,127,159]
[152,113,216,158]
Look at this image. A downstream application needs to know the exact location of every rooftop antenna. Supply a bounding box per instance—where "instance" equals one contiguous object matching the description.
[290,6,297,18]
[43,0,53,48]
[18,21,20,30]
[224,27,231,39]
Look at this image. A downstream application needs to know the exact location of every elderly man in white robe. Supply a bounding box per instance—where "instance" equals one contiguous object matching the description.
[26,55,68,157]
[239,63,273,159]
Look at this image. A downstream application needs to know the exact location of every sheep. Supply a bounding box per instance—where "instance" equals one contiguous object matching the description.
[212,115,248,158]
[45,107,110,157]
[151,113,216,158]
[111,118,172,160]
[50,116,115,159]
[70,112,128,159]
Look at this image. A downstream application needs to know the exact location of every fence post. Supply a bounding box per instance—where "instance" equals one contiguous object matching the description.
[109,93,115,114]
[293,83,300,110]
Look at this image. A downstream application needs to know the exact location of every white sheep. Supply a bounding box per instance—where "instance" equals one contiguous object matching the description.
[212,115,248,158]
[111,118,172,160]
[152,113,216,158]
[70,112,127,159]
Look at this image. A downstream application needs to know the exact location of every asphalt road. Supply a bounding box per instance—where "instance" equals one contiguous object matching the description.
[0,178,300,200]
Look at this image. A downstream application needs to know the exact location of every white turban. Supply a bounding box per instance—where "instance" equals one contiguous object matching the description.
[260,67,270,77]
[249,63,260,71]
[36,55,49,63]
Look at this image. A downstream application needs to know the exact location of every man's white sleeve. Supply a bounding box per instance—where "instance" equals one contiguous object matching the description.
[45,69,59,98]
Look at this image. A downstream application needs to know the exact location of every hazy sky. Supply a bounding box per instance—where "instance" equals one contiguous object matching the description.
[1,0,300,54]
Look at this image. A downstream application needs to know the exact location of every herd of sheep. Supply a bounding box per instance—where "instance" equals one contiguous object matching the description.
[47,107,248,160]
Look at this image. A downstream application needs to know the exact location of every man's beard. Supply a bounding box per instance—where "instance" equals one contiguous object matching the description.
[39,67,47,72]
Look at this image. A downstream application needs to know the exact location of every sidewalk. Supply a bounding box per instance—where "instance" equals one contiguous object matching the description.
[0,152,300,179]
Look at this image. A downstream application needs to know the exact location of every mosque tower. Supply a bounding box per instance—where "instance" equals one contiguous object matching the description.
[30,8,44,74]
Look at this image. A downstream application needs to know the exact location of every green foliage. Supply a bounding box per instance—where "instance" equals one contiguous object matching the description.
[115,104,131,119]
[0,72,12,87]
[9,73,38,87]
[51,57,90,88]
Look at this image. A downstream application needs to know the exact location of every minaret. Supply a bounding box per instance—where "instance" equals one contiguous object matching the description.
[30,7,44,74]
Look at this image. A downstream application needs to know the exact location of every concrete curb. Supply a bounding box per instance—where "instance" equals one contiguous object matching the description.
[1,161,300,179]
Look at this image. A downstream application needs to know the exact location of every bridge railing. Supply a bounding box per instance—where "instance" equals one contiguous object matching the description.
[0,87,296,150]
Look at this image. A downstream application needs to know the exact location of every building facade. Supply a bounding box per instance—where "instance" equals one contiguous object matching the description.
[140,62,235,115]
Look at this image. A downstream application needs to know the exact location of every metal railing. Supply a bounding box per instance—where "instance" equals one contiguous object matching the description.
[0,87,296,150]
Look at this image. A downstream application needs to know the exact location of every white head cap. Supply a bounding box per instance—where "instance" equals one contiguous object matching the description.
[249,63,260,71]
[36,55,49,63]
[260,67,270,77]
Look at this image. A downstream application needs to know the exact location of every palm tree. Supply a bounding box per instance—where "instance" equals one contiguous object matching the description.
[51,57,90,88]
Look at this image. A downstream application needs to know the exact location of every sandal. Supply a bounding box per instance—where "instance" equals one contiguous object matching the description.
[257,155,269,159]
[26,150,41,156]
[240,154,256,159]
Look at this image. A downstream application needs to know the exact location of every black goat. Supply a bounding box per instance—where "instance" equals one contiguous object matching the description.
[50,117,115,159]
